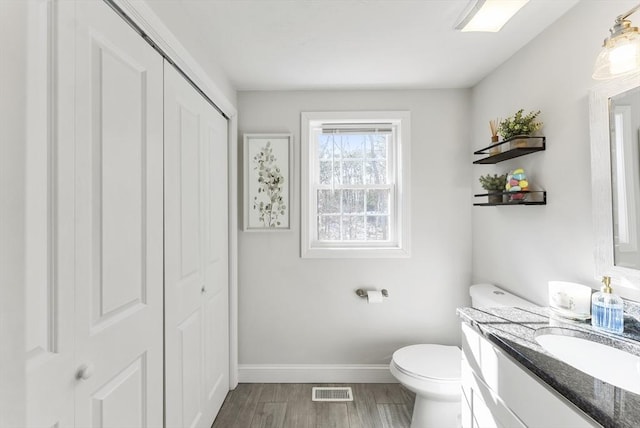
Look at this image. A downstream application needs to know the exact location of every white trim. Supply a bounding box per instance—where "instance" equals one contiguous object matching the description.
[227,115,239,389]
[300,111,411,259]
[238,364,396,384]
[1,1,28,424]
[589,71,640,293]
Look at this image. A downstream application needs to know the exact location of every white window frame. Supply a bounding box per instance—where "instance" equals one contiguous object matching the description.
[301,111,411,258]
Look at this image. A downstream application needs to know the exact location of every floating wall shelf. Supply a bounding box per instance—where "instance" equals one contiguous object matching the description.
[473,190,547,206]
[473,135,547,207]
[473,136,546,164]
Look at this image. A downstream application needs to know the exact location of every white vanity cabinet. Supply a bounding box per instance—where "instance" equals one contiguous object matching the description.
[460,323,600,428]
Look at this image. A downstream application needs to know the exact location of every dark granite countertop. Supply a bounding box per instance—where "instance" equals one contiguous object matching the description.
[457,306,640,428]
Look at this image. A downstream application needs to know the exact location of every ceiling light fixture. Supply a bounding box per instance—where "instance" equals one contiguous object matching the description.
[593,3,640,80]
[456,0,529,33]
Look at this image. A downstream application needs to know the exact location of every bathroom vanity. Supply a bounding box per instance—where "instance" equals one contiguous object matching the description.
[458,307,640,428]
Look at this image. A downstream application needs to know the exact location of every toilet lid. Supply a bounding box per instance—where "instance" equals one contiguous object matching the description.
[392,344,461,381]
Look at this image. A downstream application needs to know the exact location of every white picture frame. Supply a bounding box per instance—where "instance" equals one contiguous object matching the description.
[243,133,292,231]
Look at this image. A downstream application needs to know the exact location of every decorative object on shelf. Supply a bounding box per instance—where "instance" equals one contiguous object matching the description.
[489,118,500,155]
[498,109,543,149]
[243,133,292,231]
[505,168,529,202]
[593,3,640,80]
[479,173,507,203]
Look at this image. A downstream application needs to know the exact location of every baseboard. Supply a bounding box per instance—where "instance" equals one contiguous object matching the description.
[238,364,396,383]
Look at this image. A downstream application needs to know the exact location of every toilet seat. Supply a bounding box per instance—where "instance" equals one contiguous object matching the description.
[392,344,461,381]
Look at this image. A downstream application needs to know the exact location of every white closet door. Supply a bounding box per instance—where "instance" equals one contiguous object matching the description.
[72,1,164,427]
[164,62,229,428]
[201,76,230,427]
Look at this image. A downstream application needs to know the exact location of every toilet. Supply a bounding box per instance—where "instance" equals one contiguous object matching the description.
[389,283,534,428]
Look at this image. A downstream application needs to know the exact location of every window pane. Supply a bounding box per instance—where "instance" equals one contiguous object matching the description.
[318,134,341,159]
[317,189,340,214]
[366,216,389,240]
[318,135,334,159]
[366,189,389,214]
[342,189,364,214]
[365,160,387,184]
[342,216,365,240]
[318,215,341,240]
[342,136,363,158]
[319,161,333,185]
[365,135,388,159]
[342,161,363,185]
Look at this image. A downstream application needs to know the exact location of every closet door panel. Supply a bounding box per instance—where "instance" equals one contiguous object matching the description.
[165,64,202,428]
[178,105,203,280]
[179,311,204,428]
[165,62,229,428]
[202,112,229,418]
[73,1,164,426]
[92,37,146,320]
[90,355,146,428]
[175,103,206,428]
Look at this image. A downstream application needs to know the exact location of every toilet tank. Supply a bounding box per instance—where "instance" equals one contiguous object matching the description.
[470,283,536,308]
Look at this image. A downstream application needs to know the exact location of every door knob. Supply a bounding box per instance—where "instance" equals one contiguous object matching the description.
[76,363,94,380]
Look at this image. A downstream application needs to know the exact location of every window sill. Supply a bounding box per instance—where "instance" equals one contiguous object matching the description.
[301,246,410,259]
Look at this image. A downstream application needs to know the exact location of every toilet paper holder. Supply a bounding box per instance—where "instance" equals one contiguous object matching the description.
[356,288,389,298]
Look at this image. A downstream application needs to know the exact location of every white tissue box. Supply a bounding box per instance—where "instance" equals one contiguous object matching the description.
[548,281,592,321]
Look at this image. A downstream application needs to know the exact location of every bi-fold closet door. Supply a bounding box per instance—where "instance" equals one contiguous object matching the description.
[26,1,229,426]
[27,0,164,426]
[164,62,230,428]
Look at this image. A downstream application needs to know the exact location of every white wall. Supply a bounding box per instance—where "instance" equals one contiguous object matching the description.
[0,0,27,425]
[471,0,640,304]
[237,89,472,367]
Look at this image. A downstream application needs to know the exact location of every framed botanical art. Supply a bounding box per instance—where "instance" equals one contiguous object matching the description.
[243,133,292,231]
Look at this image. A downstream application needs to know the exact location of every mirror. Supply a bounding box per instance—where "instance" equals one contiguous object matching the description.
[590,71,640,292]
[610,87,640,270]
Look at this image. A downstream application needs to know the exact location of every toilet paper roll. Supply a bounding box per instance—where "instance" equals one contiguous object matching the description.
[367,290,383,304]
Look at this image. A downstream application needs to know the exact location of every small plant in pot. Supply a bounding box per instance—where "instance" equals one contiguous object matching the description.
[479,173,507,204]
[498,109,543,148]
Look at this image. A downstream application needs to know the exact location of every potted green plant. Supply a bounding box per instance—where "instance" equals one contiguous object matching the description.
[498,109,543,149]
[479,173,507,204]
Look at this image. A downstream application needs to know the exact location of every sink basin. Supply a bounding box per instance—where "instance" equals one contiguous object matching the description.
[535,328,640,395]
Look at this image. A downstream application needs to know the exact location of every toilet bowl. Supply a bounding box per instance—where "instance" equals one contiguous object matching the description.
[390,283,535,428]
[390,344,461,428]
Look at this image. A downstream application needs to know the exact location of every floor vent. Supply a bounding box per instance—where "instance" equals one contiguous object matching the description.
[312,387,354,402]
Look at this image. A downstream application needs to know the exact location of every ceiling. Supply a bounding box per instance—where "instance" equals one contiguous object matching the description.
[145,0,579,91]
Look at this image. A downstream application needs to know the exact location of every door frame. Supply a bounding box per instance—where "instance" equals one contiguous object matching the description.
[1,1,28,425]
[107,0,239,388]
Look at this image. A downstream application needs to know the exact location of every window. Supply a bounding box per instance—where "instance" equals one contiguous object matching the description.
[301,111,411,258]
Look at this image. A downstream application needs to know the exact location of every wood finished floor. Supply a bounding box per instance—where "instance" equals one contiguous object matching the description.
[212,383,415,428]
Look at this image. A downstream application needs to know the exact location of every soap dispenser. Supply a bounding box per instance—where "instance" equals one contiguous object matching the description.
[591,276,624,334]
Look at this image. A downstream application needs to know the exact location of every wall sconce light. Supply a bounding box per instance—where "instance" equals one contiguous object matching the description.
[593,3,640,80]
